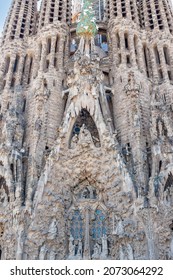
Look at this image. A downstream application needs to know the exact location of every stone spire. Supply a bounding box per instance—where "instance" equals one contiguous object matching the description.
[1,0,37,44]
[38,0,71,29]
[138,0,173,33]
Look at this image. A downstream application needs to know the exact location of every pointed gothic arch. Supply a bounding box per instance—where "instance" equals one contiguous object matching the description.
[156,117,167,137]
[69,109,101,148]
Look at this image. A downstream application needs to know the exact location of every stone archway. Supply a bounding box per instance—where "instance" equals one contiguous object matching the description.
[70,109,101,148]
[67,179,108,260]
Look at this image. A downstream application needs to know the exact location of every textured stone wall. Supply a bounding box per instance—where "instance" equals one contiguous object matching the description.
[0,0,173,260]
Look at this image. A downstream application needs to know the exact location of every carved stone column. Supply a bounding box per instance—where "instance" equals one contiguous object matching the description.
[111,33,119,67]
[83,207,90,259]
[15,55,25,86]
[119,31,126,65]
[150,47,159,80]
[40,40,47,72]
[136,38,145,73]
[50,37,57,68]
[158,46,168,81]
[128,33,136,68]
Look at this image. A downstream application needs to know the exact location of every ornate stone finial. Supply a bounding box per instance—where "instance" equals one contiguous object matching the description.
[76,0,97,39]
[72,0,83,23]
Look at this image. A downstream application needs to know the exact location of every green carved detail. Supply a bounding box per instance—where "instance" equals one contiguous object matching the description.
[76,0,98,38]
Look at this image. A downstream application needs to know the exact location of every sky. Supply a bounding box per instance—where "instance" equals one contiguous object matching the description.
[0,0,11,34]
[0,0,173,34]
[0,0,42,35]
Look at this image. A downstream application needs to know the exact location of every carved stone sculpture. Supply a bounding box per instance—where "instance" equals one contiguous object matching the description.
[47,218,58,240]
[71,134,79,149]
[16,228,24,260]
[92,242,101,259]
[77,239,82,258]
[39,245,47,260]
[101,234,108,258]
[68,235,75,258]
[0,187,8,207]
[78,124,93,146]
[119,243,134,260]
[49,251,56,260]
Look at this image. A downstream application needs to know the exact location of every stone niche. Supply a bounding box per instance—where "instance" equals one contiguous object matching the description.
[0,177,9,208]
[70,109,101,148]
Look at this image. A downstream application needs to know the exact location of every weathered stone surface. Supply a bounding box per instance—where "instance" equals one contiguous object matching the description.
[0,0,173,260]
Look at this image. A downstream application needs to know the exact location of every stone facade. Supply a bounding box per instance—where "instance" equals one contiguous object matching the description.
[0,0,173,260]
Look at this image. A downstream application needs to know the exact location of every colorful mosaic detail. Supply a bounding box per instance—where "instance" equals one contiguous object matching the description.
[76,0,98,38]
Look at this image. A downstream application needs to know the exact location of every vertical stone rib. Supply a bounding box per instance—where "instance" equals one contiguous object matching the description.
[158,46,169,80]
[49,37,57,68]
[119,31,126,65]
[136,38,145,72]
[128,33,136,67]
[150,47,158,80]
[16,55,25,85]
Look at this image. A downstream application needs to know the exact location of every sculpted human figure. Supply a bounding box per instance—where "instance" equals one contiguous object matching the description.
[125,72,140,94]
[69,235,75,257]
[119,243,134,260]
[70,39,77,53]
[71,134,79,149]
[77,239,82,258]
[34,118,42,131]
[115,219,124,237]
[92,243,101,259]
[91,81,99,98]
[67,72,78,101]
[101,234,108,257]
[158,120,164,138]
[47,218,58,240]
[0,187,8,207]
[43,85,50,101]
[79,124,93,146]
[39,244,47,260]
[16,228,24,259]
[81,187,93,199]
[49,251,56,260]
